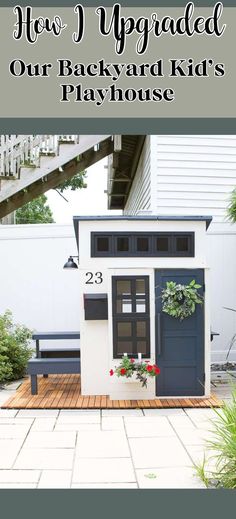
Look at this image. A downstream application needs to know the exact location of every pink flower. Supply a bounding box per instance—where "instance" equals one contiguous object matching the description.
[109,369,114,376]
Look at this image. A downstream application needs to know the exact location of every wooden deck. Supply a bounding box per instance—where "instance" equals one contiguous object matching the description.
[1,375,222,409]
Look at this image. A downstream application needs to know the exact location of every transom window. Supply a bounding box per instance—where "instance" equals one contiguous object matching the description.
[112,276,150,358]
[91,232,194,257]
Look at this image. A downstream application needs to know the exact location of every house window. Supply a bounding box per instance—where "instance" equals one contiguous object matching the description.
[91,232,194,257]
[112,276,150,358]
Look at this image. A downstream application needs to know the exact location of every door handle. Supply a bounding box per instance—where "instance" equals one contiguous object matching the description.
[157,312,162,356]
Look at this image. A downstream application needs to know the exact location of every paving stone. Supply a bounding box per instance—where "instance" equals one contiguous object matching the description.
[136,467,205,489]
[173,428,211,446]
[24,431,76,449]
[125,417,175,438]
[184,445,219,474]
[54,423,100,432]
[73,458,136,483]
[71,483,138,488]
[0,418,33,425]
[76,430,130,458]
[184,409,216,424]
[0,423,32,439]
[31,418,56,432]
[59,410,100,415]
[143,409,186,417]
[101,417,124,431]
[0,470,40,483]
[102,409,143,417]
[14,448,74,470]
[38,470,72,488]
[17,410,59,418]
[0,439,25,469]
[0,410,18,418]
[168,415,196,429]
[0,483,37,488]
[129,436,191,469]
[57,411,100,424]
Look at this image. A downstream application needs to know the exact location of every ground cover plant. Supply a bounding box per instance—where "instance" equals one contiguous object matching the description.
[194,387,236,488]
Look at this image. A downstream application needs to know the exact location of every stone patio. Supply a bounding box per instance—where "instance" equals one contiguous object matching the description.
[0,380,233,489]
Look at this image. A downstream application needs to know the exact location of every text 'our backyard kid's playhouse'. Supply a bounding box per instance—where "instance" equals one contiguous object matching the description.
[73,214,212,401]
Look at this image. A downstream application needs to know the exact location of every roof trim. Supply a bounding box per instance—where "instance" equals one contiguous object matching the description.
[73,215,212,229]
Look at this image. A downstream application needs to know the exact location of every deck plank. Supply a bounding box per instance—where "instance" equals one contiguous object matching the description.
[0,375,221,409]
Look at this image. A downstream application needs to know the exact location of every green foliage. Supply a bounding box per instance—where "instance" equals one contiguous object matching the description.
[207,389,236,488]
[56,171,87,193]
[15,171,87,224]
[15,194,54,224]
[161,279,203,321]
[193,455,210,488]
[227,188,236,223]
[194,389,236,488]
[0,310,33,383]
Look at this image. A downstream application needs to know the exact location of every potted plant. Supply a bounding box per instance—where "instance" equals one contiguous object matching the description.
[109,354,160,388]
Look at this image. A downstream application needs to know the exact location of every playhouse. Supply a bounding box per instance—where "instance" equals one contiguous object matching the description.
[73,214,212,401]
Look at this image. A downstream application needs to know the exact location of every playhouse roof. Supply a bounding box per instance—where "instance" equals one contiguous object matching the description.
[73,215,212,239]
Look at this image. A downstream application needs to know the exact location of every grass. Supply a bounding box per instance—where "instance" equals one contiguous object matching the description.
[194,388,236,488]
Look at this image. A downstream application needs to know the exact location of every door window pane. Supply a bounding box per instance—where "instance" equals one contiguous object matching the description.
[117,322,132,337]
[176,236,189,252]
[136,279,145,296]
[117,280,131,295]
[136,321,146,337]
[117,299,132,313]
[156,236,169,252]
[117,341,133,354]
[137,341,147,354]
[97,236,109,252]
[117,237,129,252]
[136,299,146,313]
[137,237,149,252]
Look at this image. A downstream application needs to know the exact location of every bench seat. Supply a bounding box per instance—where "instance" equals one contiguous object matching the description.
[28,358,81,395]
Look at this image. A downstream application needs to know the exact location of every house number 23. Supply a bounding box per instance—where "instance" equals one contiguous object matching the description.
[85,272,103,284]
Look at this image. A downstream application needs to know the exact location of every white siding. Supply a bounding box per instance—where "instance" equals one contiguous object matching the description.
[124,135,151,215]
[153,135,236,222]
[207,224,236,363]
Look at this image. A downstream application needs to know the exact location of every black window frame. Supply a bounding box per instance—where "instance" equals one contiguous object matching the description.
[91,232,194,258]
[112,275,150,359]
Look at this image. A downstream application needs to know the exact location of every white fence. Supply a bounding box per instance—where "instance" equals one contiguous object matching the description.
[0,224,80,332]
[0,222,236,363]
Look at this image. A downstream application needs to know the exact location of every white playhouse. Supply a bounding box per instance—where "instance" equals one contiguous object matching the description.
[73,215,212,401]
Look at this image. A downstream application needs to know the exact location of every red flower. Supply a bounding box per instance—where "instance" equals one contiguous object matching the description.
[130,358,135,363]
[120,368,127,376]
[147,365,153,372]
[155,367,160,375]
[109,369,114,376]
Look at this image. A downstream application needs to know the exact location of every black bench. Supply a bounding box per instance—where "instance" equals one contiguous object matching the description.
[32,331,80,358]
[27,358,81,395]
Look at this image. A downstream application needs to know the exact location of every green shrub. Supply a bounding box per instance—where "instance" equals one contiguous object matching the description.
[194,388,236,488]
[0,310,33,384]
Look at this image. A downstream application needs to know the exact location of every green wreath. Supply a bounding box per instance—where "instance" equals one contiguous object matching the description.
[161,280,204,321]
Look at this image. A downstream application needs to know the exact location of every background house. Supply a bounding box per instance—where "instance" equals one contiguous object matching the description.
[108,135,236,363]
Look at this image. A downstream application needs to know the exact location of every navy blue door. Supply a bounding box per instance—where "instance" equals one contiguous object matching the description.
[155,269,205,397]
